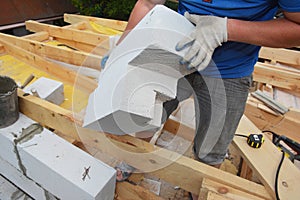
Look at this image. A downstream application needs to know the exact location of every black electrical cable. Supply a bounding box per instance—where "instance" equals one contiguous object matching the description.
[275,150,285,200]
[234,134,248,138]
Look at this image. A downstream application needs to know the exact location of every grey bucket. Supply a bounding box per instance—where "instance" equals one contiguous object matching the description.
[0,76,19,128]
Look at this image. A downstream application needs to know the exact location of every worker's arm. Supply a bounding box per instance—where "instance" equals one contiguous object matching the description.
[117,0,166,44]
[227,11,300,48]
[101,0,165,68]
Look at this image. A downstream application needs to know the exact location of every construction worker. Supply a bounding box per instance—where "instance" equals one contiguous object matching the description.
[104,0,300,199]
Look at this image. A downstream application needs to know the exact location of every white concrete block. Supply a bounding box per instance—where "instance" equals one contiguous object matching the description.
[84,5,196,135]
[0,156,52,200]
[23,77,64,105]
[0,114,116,200]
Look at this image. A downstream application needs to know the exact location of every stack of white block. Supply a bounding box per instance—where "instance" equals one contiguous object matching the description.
[0,114,116,200]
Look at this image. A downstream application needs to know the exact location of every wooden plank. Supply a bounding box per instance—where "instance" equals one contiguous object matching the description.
[55,37,108,56]
[18,92,272,200]
[253,62,300,93]
[22,31,49,41]
[18,89,81,141]
[0,38,97,94]
[25,20,111,49]
[0,31,49,54]
[0,33,102,70]
[200,178,264,200]
[116,182,164,200]
[198,188,232,200]
[267,109,300,143]
[64,21,88,30]
[239,159,253,181]
[259,47,300,66]
[163,115,194,142]
[64,14,127,32]
[165,115,300,199]
[245,97,300,143]
[234,116,300,200]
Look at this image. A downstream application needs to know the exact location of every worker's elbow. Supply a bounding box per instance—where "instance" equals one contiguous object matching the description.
[139,0,166,9]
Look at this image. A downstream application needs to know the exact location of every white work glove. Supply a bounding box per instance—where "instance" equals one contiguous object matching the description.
[176,12,228,71]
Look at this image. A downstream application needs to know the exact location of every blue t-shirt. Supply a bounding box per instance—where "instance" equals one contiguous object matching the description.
[178,0,300,78]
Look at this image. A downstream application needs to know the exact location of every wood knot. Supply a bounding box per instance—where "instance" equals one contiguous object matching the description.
[217,187,229,194]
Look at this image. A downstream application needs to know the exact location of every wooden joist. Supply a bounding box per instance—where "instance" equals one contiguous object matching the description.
[64,14,127,32]
[253,62,300,93]
[0,39,97,94]
[245,96,300,143]
[165,115,300,200]
[116,181,163,200]
[259,47,300,66]
[18,91,271,200]
[1,32,49,54]
[25,20,111,49]
[22,31,49,41]
[0,33,102,70]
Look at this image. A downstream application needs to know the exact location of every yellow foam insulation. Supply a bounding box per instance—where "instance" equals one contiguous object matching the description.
[0,54,89,113]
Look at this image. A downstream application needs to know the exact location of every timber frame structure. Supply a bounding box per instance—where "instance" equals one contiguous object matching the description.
[0,13,300,200]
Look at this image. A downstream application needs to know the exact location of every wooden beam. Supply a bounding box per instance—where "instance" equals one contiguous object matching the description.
[25,20,111,49]
[22,31,49,41]
[245,96,300,143]
[253,62,300,93]
[165,114,300,200]
[55,37,108,56]
[259,47,300,66]
[200,178,264,200]
[18,91,272,200]
[0,33,102,70]
[0,31,49,54]
[198,188,232,200]
[18,89,81,141]
[64,14,127,32]
[0,39,97,94]
[234,116,300,200]
[63,21,88,30]
[116,182,163,200]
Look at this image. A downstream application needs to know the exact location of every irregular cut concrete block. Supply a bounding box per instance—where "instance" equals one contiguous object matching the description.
[23,77,64,105]
[0,114,116,200]
[84,5,196,135]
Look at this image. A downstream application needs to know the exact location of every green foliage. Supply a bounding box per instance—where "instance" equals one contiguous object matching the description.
[71,0,178,21]
[71,0,136,20]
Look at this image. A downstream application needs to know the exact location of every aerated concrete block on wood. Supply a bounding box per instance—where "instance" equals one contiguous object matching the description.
[23,77,64,105]
[84,5,196,135]
[0,113,116,200]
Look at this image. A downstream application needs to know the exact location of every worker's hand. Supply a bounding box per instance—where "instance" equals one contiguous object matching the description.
[176,13,228,71]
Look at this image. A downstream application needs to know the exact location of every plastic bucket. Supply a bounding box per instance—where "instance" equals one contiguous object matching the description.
[0,76,19,128]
